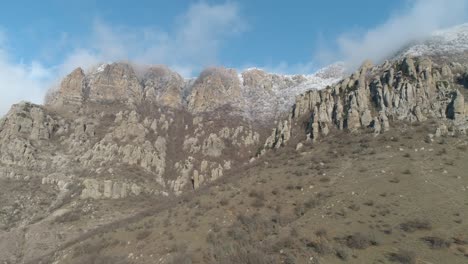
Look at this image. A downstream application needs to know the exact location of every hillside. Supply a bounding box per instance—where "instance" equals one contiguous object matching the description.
[0,23,468,264]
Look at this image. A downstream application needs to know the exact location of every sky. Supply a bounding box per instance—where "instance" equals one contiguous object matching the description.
[0,0,468,115]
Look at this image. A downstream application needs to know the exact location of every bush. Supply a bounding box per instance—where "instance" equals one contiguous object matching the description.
[249,190,265,199]
[335,247,349,261]
[387,249,416,264]
[306,239,333,255]
[400,219,432,233]
[421,236,452,249]
[251,198,265,208]
[315,228,328,238]
[344,233,376,249]
[136,230,152,240]
[220,198,229,206]
[209,242,275,264]
[54,210,81,223]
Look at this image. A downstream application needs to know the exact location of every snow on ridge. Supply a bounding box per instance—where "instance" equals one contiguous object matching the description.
[401,23,468,57]
[236,63,346,120]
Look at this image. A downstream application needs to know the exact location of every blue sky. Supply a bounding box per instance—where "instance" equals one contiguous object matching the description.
[0,0,405,70]
[0,0,467,114]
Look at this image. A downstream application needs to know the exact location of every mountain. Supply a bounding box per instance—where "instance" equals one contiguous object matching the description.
[399,23,468,61]
[0,24,467,264]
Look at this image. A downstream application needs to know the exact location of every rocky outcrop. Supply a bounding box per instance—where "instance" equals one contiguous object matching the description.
[266,57,467,148]
[447,90,465,122]
[80,179,145,199]
[46,68,85,106]
[86,63,143,103]
[143,65,185,108]
[187,67,242,112]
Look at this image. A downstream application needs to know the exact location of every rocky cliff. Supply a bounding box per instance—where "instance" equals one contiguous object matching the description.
[264,57,467,151]
[1,54,466,263]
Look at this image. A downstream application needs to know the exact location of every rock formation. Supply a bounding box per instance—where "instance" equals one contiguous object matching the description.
[265,57,467,148]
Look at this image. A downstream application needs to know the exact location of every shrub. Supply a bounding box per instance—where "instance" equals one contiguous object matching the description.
[389,177,400,183]
[251,198,265,208]
[344,233,376,249]
[402,169,412,175]
[315,228,328,238]
[306,239,333,255]
[220,198,229,206]
[387,249,416,264]
[400,219,432,233]
[54,210,81,223]
[335,247,349,261]
[421,236,452,249]
[136,230,152,240]
[249,190,265,200]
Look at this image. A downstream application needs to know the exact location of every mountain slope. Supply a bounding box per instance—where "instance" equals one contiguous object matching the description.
[0,24,468,264]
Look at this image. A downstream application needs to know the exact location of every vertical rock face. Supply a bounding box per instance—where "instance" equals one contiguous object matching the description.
[187,67,242,112]
[86,63,143,103]
[46,68,85,106]
[143,65,185,108]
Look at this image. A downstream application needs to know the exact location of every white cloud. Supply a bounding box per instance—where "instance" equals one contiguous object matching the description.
[316,0,468,69]
[0,49,54,115]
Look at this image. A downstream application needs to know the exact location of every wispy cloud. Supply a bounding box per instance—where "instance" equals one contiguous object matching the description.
[62,1,246,77]
[315,0,468,69]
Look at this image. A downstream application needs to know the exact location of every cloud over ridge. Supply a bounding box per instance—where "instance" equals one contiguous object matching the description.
[316,0,468,69]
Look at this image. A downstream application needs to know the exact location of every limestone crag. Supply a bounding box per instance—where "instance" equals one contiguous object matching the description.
[47,62,342,120]
[265,57,467,148]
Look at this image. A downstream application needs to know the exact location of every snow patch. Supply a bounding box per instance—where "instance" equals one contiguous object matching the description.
[401,23,468,57]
